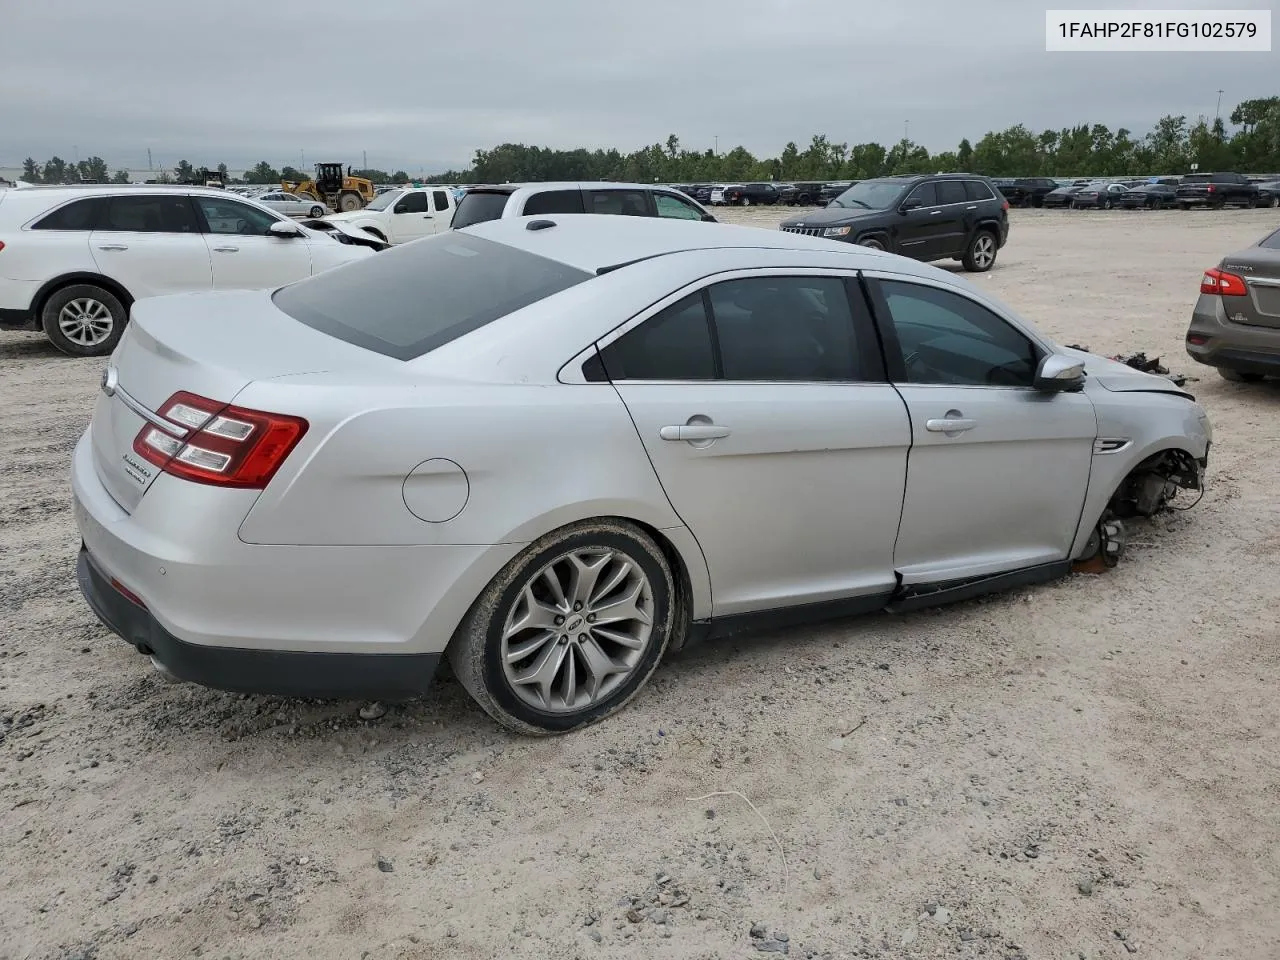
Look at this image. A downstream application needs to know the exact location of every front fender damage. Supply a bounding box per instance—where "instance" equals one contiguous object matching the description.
[1073,448,1206,573]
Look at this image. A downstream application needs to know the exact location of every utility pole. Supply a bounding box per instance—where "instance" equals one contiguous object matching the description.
[362,150,367,170]
[1215,89,1224,121]
[146,147,152,172]
[300,149,305,169]
[904,120,910,142]
[714,135,718,156]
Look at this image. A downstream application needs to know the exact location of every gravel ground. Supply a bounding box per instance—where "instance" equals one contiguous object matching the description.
[3,208,1280,960]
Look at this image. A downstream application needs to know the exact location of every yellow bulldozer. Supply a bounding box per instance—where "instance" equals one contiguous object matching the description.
[281,162,375,212]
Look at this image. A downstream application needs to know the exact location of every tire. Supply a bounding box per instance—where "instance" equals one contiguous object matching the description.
[740,197,752,207]
[338,191,363,212]
[447,519,678,735]
[309,205,324,218]
[857,236,885,250]
[1102,198,1113,210]
[1218,368,1264,383]
[1179,203,1190,211]
[962,230,998,272]
[40,284,127,357]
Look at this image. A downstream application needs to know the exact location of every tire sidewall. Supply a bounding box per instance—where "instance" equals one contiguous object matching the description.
[310,205,324,218]
[858,236,884,250]
[963,230,997,272]
[468,525,675,733]
[41,284,127,357]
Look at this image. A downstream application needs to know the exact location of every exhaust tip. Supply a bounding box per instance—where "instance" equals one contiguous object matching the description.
[149,656,185,684]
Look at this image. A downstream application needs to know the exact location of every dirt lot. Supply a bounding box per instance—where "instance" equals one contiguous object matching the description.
[3,208,1280,960]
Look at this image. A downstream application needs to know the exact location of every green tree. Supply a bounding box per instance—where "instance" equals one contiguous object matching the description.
[392,170,409,183]
[246,161,280,184]
[111,169,131,184]
[174,159,194,182]
[956,138,973,169]
[216,162,229,181]
[78,156,109,182]
[42,156,69,183]
[21,157,40,182]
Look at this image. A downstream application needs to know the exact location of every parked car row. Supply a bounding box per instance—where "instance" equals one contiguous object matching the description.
[1025,173,1280,210]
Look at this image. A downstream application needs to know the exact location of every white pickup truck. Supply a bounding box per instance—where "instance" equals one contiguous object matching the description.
[319,186,457,244]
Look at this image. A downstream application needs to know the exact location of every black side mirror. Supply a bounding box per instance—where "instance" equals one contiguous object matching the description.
[900,197,925,212]
[394,202,408,213]
[701,213,717,222]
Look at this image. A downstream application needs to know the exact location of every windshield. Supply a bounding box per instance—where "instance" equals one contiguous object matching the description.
[829,180,906,210]
[273,232,592,360]
[364,190,403,212]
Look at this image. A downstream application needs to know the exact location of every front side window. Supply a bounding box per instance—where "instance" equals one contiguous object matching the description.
[273,232,591,361]
[653,192,702,220]
[32,197,103,231]
[101,195,200,233]
[905,182,938,207]
[879,280,1039,388]
[194,197,280,235]
[396,192,429,214]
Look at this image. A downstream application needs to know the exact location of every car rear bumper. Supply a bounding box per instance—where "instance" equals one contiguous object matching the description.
[1185,294,1280,373]
[77,545,441,699]
[70,429,518,695]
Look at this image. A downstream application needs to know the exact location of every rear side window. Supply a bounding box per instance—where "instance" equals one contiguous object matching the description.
[32,197,103,230]
[523,190,586,215]
[1260,228,1280,250]
[102,195,200,233]
[936,181,967,205]
[432,190,450,212]
[451,190,511,228]
[273,232,591,361]
[587,190,650,217]
[964,180,995,201]
[599,293,716,380]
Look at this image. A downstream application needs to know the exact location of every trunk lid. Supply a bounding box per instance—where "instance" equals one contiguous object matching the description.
[1220,246,1280,330]
[92,289,400,512]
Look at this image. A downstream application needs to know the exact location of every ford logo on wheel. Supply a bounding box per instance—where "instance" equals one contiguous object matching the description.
[101,365,118,398]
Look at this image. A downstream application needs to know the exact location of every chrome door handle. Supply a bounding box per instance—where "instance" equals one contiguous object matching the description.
[926,418,976,433]
[929,210,942,215]
[966,205,977,210]
[212,246,239,253]
[660,424,731,441]
[96,244,128,251]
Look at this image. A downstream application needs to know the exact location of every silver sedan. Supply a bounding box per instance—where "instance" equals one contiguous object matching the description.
[255,191,331,219]
[71,216,1210,734]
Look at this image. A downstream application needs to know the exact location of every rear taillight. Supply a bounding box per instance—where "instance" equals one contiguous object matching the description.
[1207,184,1216,193]
[1200,267,1248,297]
[132,391,308,489]
[1001,199,1010,211]
[0,240,6,253]
[1187,334,1210,345]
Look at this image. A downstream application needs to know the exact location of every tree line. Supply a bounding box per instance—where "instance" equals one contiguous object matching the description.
[18,96,1279,188]
[430,96,1280,184]
[17,157,415,186]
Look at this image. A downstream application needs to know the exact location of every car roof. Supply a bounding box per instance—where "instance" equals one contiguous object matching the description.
[460,212,941,276]
[467,181,691,195]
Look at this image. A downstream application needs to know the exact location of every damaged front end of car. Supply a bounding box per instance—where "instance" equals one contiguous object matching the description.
[300,218,391,251]
[1074,447,1207,572]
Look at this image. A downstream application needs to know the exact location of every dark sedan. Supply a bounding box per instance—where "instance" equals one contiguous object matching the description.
[1071,181,1139,209]
[1116,184,1178,209]
[1042,184,1085,208]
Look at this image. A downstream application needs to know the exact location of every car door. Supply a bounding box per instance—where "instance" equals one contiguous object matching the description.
[389,190,433,243]
[427,190,453,235]
[894,182,947,259]
[191,194,313,288]
[652,190,709,221]
[597,271,911,616]
[864,274,1097,585]
[89,194,213,299]
[932,180,970,255]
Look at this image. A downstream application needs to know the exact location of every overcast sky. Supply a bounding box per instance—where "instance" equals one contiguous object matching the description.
[0,0,1274,174]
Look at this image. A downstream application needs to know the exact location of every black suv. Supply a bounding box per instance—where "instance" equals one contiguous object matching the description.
[779,174,1010,272]
[992,177,1058,207]
[1175,172,1260,209]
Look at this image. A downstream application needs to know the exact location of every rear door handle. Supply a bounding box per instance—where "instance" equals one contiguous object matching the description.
[926,418,977,433]
[212,245,239,253]
[966,205,977,210]
[96,244,128,251]
[660,424,731,441]
[929,210,942,215]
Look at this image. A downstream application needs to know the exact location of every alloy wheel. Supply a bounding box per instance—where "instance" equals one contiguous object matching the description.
[500,548,655,713]
[57,298,114,347]
[972,235,996,268]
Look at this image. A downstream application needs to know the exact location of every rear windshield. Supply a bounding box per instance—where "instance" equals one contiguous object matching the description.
[451,190,512,228]
[1181,174,1211,184]
[273,232,592,360]
[1261,228,1280,250]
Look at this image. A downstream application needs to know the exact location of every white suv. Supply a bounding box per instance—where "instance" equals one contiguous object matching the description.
[450,182,717,229]
[0,186,380,356]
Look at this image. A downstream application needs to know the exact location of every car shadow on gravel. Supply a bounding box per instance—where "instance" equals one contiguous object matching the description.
[0,333,65,360]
